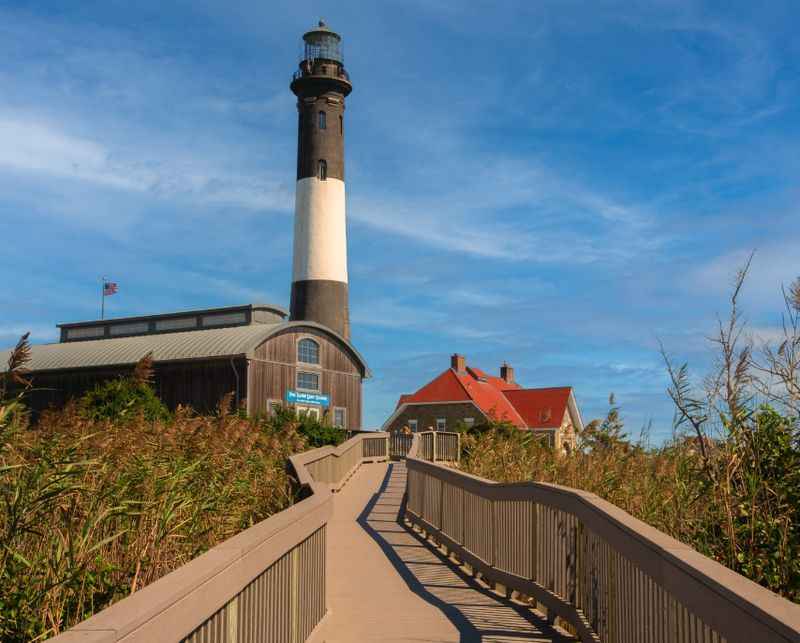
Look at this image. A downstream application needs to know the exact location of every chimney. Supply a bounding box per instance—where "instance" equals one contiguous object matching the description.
[451,354,466,372]
[500,362,514,384]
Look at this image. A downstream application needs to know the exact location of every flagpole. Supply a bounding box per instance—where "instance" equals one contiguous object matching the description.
[101,276,105,320]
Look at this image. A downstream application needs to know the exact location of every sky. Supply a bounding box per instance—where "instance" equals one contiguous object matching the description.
[1,1,799,440]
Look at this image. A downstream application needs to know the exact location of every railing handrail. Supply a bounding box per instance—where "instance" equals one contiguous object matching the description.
[404,433,800,643]
[48,431,389,643]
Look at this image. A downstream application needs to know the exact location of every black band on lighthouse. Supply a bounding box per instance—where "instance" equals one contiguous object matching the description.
[291,280,350,339]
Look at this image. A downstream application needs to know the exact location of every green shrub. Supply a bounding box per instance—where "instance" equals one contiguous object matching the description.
[296,412,345,447]
[80,377,170,423]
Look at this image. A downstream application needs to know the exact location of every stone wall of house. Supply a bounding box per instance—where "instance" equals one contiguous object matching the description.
[386,402,484,433]
[558,410,577,452]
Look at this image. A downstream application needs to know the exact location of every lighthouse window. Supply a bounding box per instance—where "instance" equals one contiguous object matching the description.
[298,338,320,364]
[297,371,320,392]
[318,159,327,180]
[339,115,343,135]
[318,110,326,129]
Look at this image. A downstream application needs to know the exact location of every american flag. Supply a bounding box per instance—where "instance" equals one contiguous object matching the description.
[103,281,118,296]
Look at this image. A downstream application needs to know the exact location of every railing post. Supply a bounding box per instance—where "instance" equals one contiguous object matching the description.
[226,596,238,643]
[432,431,438,462]
[291,546,300,643]
[438,475,444,530]
[385,434,389,460]
[531,501,538,583]
[490,498,496,568]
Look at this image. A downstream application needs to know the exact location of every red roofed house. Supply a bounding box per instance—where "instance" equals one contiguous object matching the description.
[383,354,582,452]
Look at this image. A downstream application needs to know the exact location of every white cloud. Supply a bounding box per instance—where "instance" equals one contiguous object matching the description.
[0,116,144,190]
[0,113,293,213]
[691,243,800,308]
[350,158,658,263]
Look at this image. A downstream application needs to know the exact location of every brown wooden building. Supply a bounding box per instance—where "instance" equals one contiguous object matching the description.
[3,303,369,429]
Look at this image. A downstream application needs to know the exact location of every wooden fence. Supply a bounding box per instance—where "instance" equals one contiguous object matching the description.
[404,433,800,643]
[47,432,390,643]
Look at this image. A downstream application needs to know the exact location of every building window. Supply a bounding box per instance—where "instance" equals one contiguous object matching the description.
[318,159,327,180]
[319,110,326,129]
[297,338,320,364]
[296,405,320,421]
[297,371,320,391]
[333,407,346,428]
[339,115,343,135]
[408,419,418,433]
[464,417,475,428]
[436,418,446,431]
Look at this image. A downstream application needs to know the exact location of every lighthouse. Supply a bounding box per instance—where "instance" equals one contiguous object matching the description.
[290,20,352,339]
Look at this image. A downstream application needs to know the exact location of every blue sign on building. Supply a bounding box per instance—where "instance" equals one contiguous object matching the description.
[286,390,330,407]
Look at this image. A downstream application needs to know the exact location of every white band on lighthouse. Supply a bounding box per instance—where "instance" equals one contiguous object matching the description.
[292,176,349,284]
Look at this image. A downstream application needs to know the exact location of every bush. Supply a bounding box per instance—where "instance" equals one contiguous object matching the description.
[80,377,170,423]
[297,411,346,447]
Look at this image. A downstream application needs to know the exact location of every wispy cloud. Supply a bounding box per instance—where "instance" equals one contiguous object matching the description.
[0,113,293,213]
[351,158,659,263]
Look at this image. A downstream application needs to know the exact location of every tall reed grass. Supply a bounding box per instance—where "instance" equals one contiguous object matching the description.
[0,350,316,641]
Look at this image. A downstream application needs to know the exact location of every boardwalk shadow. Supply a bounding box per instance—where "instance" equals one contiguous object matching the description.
[357,462,575,643]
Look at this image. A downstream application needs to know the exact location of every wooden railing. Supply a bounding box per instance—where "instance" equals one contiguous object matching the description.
[414,430,460,463]
[389,433,414,458]
[404,434,800,643]
[48,432,389,643]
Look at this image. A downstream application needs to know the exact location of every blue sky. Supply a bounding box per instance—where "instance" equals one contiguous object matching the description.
[1,1,798,439]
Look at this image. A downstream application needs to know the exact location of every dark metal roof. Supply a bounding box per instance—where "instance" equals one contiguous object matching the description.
[57,303,287,329]
[1,321,370,377]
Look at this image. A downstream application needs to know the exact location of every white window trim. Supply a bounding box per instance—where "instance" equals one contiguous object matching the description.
[296,370,321,392]
[333,406,347,428]
[436,418,446,431]
[296,334,323,368]
[408,419,418,432]
[297,336,322,366]
[296,404,321,421]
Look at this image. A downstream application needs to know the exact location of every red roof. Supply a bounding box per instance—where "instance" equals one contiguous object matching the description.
[395,369,469,409]
[467,366,521,392]
[395,364,573,430]
[503,387,572,429]
[454,370,525,426]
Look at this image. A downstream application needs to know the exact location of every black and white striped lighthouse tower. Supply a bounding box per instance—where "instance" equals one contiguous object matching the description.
[289,21,352,339]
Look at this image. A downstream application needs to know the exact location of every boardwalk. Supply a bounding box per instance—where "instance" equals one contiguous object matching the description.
[312,461,574,643]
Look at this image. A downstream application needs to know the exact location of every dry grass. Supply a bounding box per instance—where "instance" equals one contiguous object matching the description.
[0,381,309,641]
